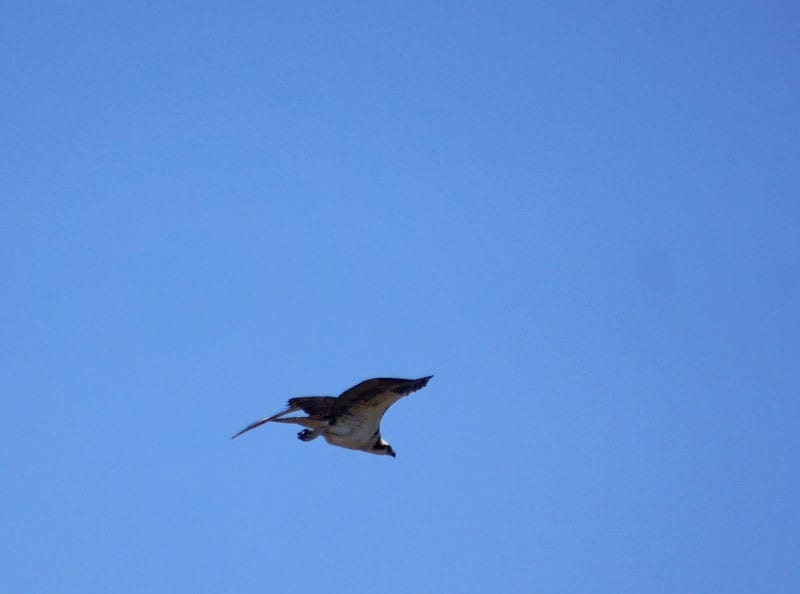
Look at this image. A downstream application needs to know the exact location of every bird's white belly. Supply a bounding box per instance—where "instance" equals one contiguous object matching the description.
[322,416,377,450]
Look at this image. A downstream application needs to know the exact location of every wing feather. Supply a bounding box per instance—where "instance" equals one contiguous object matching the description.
[330,376,433,421]
[231,396,336,439]
[287,396,336,416]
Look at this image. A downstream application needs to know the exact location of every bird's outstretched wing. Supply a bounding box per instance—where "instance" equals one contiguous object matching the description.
[231,395,336,439]
[330,376,433,421]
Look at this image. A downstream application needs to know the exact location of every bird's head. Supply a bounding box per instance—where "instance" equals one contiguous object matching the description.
[373,438,396,458]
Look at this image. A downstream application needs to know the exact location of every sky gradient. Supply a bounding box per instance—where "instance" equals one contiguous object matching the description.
[2,3,799,593]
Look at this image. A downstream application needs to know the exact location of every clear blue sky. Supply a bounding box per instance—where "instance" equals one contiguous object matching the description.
[2,3,798,593]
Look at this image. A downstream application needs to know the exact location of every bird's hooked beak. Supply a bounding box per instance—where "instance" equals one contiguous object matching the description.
[388,450,396,458]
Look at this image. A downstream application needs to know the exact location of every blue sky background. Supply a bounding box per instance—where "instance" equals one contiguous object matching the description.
[2,3,798,592]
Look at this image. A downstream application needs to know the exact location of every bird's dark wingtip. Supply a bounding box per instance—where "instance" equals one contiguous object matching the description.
[230,423,257,440]
[405,375,433,393]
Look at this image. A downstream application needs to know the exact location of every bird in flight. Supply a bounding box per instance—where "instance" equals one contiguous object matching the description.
[231,376,433,457]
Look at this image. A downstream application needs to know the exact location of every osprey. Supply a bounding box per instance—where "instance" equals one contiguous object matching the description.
[231,376,433,457]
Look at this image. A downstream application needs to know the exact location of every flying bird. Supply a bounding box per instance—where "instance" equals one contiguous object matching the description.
[231,376,433,457]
